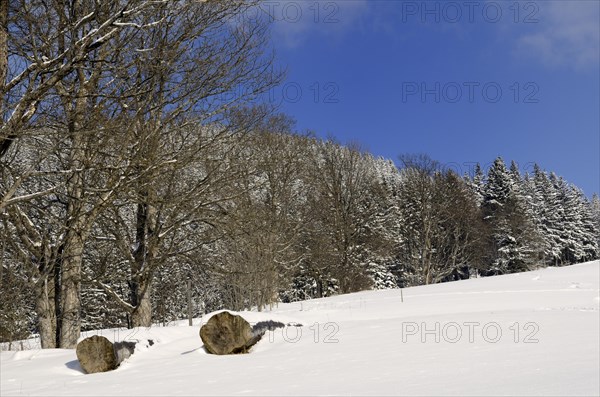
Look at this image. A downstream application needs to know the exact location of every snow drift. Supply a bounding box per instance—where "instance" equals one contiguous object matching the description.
[1,261,599,396]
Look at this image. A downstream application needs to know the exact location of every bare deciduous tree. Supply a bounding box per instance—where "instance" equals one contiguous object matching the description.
[1,0,280,347]
[218,115,310,311]
[305,140,378,295]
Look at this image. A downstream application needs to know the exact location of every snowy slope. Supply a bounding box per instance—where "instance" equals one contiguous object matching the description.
[2,261,599,396]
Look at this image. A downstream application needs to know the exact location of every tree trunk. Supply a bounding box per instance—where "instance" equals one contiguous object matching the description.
[130,192,158,328]
[131,281,152,327]
[58,78,88,348]
[317,279,323,298]
[35,277,57,349]
[187,279,193,326]
[0,0,7,154]
[59,231,84,348]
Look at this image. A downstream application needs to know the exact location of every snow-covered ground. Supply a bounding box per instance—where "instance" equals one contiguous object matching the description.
[2,261,599,396]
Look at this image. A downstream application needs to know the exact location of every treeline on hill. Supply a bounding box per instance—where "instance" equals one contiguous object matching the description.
[2,125,599,346]
[1,1,599,348]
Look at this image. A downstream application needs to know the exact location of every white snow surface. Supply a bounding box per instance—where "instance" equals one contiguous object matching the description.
[2,261,599,396]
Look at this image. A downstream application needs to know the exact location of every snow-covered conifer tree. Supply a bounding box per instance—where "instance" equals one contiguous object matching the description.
[482,158,536,274]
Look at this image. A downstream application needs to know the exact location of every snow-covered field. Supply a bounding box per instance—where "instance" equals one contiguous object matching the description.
[2,261,599,396]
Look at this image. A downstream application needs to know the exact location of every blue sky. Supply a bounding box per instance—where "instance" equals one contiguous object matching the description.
[260,0,599,196]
